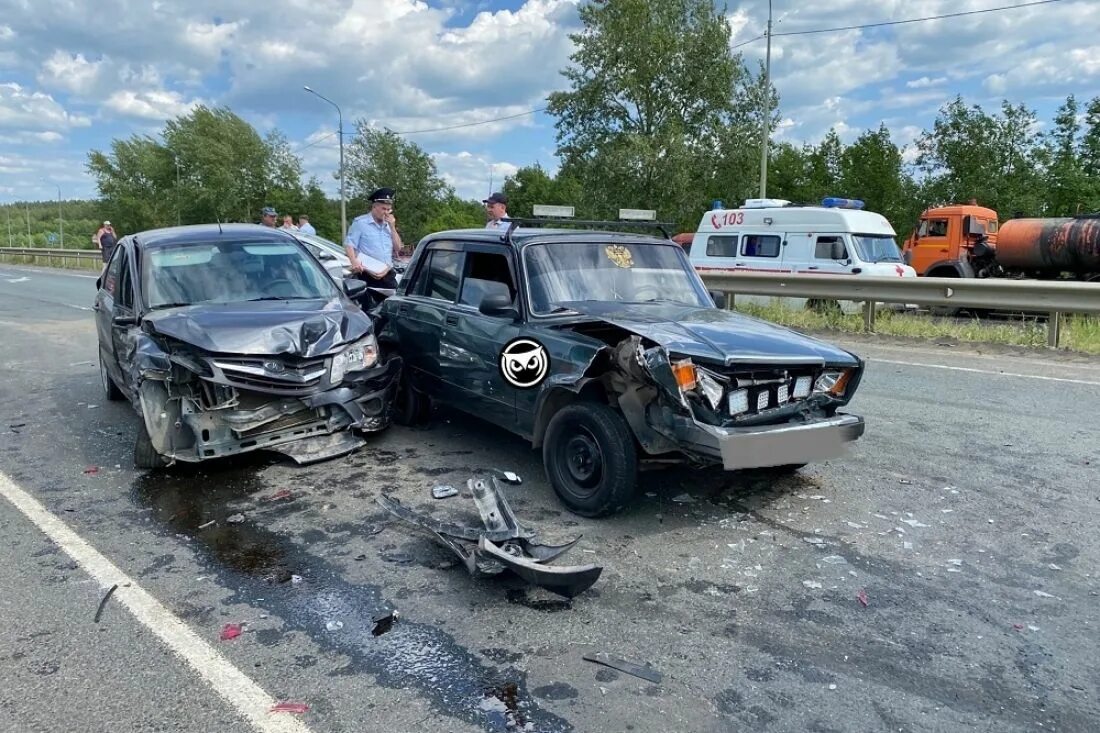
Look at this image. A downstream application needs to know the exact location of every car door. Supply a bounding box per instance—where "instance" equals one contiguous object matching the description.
[440,244,523,428]
[390,243,463,398]
[94,242,130,390]
[910,216,952,274]
[804,235,852,275]
[736,233,786,273]
[109,246,140,396]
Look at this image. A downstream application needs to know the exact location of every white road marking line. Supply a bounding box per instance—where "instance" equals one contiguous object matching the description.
[0,471,315,733]
[65,304,93,311]
[6,277,30,283]
[871,358,1100,386]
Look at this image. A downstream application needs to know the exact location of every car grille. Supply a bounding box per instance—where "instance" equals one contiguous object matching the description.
[210,356,328,395]
[714,367,819,418]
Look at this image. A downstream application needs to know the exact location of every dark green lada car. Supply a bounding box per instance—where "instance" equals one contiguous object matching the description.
[377,223,866,517]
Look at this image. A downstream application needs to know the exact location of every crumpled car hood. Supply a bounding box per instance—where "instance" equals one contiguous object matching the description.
[142,298,371,357]
[556,301,859,366]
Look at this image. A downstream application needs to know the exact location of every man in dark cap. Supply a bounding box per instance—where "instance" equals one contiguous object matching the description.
[483,192,509,231]
[259,206,278,227]
[344,187,403,291]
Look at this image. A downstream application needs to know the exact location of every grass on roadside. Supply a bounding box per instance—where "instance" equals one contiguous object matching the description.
[733,299,1100,355]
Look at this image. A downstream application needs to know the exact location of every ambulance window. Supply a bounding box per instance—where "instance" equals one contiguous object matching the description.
[741,234,781,258]
[706,235,739,257]
[815,236,847,260]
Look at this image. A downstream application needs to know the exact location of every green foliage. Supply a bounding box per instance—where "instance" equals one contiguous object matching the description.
[1,200,104,248]
[423,195,486,233]
[344,126,452,246]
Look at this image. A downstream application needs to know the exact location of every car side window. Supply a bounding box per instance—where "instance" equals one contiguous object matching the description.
[814,236,847,260]
[741,234,781,258]
[117,248,134,310]
[706,235,739,257]
[104,244,124,297]
[458,250,516,307]
[418,249,463,303]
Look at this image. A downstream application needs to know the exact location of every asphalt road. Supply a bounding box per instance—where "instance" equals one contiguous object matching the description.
[1,263,1097,733]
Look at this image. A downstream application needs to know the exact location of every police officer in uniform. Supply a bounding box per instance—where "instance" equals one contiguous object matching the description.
[344,188,403,291]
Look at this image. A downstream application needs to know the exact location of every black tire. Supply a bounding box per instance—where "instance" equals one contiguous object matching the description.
[806,299,841,315]
[393,376,430,426]
[543,402,637,518]
[100,352,125,401]
[134,420,168,469]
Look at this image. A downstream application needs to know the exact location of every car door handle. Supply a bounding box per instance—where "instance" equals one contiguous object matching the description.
[806,266,819,270]
[734,262,745,267]
[398,304,408,315]
[444,314,459,326]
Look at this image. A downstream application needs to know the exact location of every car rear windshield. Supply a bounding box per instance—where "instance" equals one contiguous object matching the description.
[524,240,709,314]
[141,239,339,309]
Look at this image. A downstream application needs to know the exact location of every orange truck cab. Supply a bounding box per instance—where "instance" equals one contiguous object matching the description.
[902,204,999,278]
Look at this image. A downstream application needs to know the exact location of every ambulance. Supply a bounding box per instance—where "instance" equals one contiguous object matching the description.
[686,197,916,311]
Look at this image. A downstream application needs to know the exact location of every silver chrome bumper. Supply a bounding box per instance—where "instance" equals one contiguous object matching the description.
[672,413,865,470]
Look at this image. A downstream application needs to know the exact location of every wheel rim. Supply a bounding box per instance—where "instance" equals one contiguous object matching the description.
[562,428,603,490]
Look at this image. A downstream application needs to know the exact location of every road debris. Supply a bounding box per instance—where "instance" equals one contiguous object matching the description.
[326,620,344,632]
[264,489,294,502]
[378,475,602,598]
[803,580,822,589]
[900,518,929,528]
[220,623,243,641]
[93,583,119,623]
[290,574,303,585]
[82,466,99,475]
[197,520,216,530]
[821,555,847,565]
[803,537,825,545]
[432,484,459,499]
[493,469,522,484]
[583,652,662,684]
[1034,590,1058,599]
[371,610,399,636]
[270,702,309,714]
[857,589,869,607]
[671,493,696,504]
[226,513,245,524]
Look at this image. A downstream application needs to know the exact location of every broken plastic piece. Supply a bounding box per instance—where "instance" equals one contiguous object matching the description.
[197,520,216,530]
[83,466,99,475]
[671,493,695,504]
[371,610,399,636]
[265,489,293,502]
[94,584,119,623]
[432,484,459,499]
[220,623,242,641]
[270,702,309,714]
[377,476,602,598]
[493,469,522,484]
[583,652,662,683]
[857,589,869,607]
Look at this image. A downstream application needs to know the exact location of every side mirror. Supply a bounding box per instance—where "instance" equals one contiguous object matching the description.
[479,289,519,319]
[964,215,985,236]
[708,289,727,309]
[343,278,368,299]
[831,241,847,260]
[112,313,137,327]
[316,250,336,261]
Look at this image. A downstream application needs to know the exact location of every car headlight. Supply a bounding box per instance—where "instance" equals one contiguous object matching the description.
[813,369,853,397]
[330,334,379,383]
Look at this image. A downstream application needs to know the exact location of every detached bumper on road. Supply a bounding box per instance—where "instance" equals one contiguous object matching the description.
[674,413,866,470]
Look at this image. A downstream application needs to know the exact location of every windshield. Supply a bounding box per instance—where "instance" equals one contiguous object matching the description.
[851,235,902,263]
[141,239,340,309]
[524,240,709,314]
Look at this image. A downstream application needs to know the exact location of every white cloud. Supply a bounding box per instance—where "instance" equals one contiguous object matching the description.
[104,90,200,121]
[0,83,91,131]
[907,76,946,89]
[431,151,519,201]
[38,51,104,94]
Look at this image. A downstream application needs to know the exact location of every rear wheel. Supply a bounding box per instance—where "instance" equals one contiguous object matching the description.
[806,299,842,315]
[100,353,124,401]
[543,402,637,518]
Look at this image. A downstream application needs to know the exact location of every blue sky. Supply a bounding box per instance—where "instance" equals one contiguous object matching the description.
[1,0,1098,209]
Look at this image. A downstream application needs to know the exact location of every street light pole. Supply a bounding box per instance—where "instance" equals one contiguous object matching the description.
[303,86,347,242]
[758,0,773,200]
[55,184,63,248]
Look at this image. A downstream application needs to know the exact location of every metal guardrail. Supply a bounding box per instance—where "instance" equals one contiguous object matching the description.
[0,247,100,268]
[700,271,1100,348]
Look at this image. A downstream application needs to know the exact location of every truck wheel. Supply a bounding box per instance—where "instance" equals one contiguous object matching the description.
[543,402,637,518]
[100,353,125,402]
[134,420,168,469]
[806,299,841,315]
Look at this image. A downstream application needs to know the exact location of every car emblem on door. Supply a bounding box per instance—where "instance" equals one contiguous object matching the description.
[499,338,549,389]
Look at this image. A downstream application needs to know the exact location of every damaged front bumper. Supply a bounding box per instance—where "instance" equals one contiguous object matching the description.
[671,412,865,470]
[142,355,402,465]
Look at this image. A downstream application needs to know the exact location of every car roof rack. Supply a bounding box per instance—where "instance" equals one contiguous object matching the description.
[502,217,675,245]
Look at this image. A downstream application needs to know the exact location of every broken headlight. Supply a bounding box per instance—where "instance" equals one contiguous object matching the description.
[813,369,853,397]
[330,334,379,383]
[695,370,725,411]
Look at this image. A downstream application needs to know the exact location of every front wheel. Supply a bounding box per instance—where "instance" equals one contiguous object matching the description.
[543,402,637,518]
[134,420,169,469]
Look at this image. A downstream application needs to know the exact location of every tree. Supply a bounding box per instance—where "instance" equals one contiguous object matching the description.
[915,97,1045,218]
[839,124,906,223]
[500,164,585,219]
[423,195,485,233]
[344,126,451,245]
[547,0,743,223]
[1042,95,1088,216]
[1079,96,1100,212]
[86,135,176,234]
